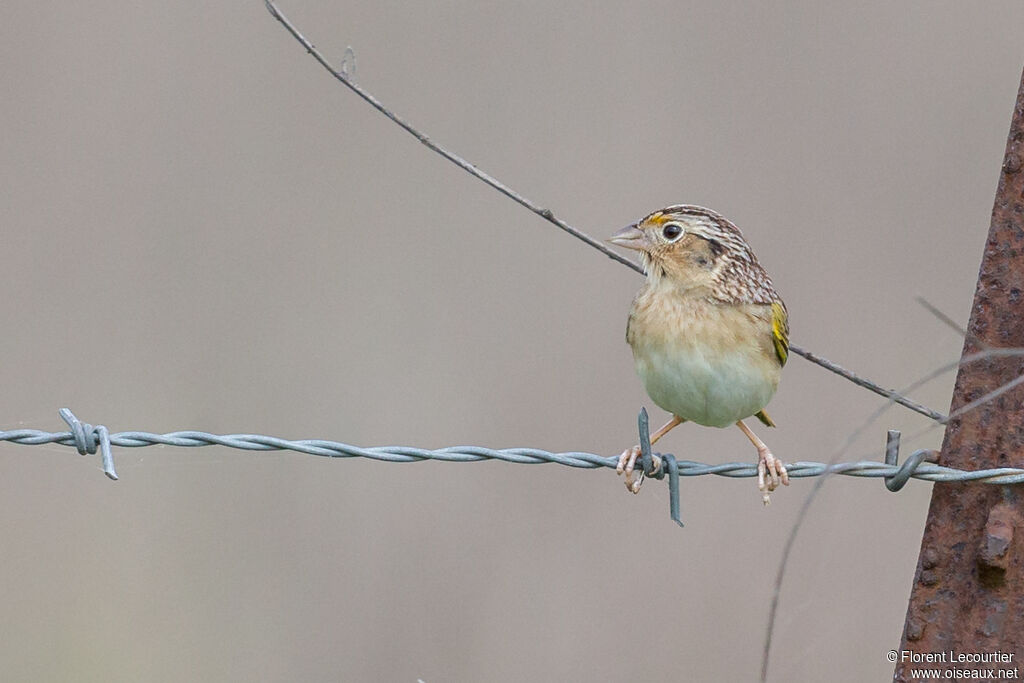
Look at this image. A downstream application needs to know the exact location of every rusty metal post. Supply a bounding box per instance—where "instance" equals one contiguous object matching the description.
[894,68,1024,680]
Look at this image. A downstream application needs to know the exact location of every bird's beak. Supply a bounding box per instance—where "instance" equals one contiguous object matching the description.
[607,223,647,252]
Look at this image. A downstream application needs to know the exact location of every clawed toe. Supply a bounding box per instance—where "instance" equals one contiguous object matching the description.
[757,448,789,505]
[616,446,637,476]
[617,446,643,493]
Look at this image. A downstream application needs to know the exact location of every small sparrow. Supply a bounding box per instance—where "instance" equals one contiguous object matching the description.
[608,205,790,504]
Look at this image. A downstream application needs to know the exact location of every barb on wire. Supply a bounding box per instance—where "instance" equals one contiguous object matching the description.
[636,407,683,527]
[6,409,1024,522]
[262,0,946,425]
[58,408,117,480]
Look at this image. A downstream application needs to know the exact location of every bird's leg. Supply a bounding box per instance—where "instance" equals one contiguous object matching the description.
[617,415,684,494]
[736,420,789,505]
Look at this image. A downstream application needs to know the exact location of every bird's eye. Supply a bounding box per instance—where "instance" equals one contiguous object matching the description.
[662,224,683,241]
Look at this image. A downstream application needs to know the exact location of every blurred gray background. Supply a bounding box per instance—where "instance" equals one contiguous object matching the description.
[2,2,1023,681]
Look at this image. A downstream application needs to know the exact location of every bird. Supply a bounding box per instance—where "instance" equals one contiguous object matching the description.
[608,204,790,504]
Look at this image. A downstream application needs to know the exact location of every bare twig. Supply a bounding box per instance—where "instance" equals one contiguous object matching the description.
[263,0,946,424]
[916,296,972,342]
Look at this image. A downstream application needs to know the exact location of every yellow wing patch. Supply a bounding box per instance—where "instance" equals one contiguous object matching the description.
[771,300,789,366]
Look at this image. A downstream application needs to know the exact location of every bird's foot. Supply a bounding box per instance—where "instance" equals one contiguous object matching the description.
[616,445,661,494]
[756,447,789,505]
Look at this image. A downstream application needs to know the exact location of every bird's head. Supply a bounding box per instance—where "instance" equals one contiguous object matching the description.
[607,204,762,297]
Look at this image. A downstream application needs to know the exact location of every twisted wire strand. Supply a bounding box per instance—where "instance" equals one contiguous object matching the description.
[5,410,1022,485]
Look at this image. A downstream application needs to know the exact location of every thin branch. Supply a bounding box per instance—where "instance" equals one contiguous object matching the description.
[263,0,946,424]
[915,296,973,342]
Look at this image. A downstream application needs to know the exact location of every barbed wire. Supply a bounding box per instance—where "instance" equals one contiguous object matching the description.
[5,409,1022,526]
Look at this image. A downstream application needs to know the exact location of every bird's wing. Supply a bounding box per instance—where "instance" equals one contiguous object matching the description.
[771,300,789,366]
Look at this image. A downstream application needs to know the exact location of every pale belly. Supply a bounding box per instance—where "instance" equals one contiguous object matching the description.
[634,345,777,427]
[628,294,781,428]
